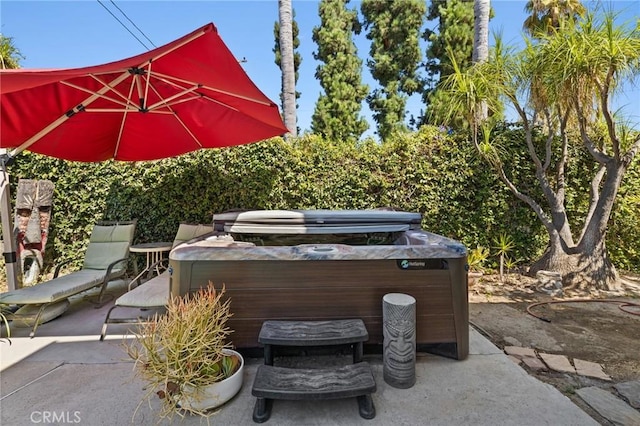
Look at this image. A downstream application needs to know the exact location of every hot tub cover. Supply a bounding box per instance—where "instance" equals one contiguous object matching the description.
[213,209,423,234]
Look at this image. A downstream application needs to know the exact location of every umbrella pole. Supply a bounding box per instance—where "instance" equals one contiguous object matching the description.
[1,153,21,291]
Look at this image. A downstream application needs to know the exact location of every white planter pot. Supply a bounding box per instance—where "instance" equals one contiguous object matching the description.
[179,349,244,412]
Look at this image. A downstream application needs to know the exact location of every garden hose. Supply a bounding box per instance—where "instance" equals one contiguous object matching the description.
[526,299,640,323]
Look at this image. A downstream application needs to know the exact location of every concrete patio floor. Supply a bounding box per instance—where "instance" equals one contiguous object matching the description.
[1,280,598,425]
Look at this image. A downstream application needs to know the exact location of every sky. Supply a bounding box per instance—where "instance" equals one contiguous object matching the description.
[1,0,638,139]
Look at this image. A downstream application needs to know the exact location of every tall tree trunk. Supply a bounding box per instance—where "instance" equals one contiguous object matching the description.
[472,0,490,63]
[530,163,625,291]
[279,0,297,138]
[531,235,620,292]
[473,0,490,121]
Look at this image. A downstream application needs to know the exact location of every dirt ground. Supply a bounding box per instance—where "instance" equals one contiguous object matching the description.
[469,272,640,418]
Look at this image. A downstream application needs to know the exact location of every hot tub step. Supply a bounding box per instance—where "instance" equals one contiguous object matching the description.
[259,319,369,365]
[252,363,376,422]
[258,319,369,346]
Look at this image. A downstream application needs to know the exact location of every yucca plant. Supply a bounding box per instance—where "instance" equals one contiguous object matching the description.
[467,245,490,274]
[493,233,515,283]
[467,245,490,286]
[127,282,241,420]
[504,256,520,275]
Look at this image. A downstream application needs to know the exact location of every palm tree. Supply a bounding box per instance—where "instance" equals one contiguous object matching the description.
[278,0,297,137]
[473,0,490,64]
[523,0,586,36]
[0,34,24,69]
[473,0,491,121]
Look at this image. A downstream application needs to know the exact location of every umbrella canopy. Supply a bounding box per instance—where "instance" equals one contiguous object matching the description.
[0,23,287,291]
[0,22,288,161]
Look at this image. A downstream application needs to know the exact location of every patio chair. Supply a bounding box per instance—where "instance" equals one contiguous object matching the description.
[99,223,213,341]
[0,220,136,337]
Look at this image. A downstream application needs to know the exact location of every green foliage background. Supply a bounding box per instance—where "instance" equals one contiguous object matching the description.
[2,126,638,277]
[311,0,369,142]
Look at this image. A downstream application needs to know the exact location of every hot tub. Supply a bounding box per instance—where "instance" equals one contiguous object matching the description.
[169,209,469,360]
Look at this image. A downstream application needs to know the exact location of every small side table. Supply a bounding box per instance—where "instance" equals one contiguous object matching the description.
[129,242,172,289]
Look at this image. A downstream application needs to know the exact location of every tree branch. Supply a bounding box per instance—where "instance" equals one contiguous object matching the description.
[573,95,612,164]
[511,100,573,247]
[542,108,554,172]
[555,109,571,204]
[520,106,544,171]
[579,164,606,242]
[622,135,640,168]
[596,71,621,161]
[493,162,562,243]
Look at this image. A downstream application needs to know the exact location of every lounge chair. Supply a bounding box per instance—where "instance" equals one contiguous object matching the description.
[99,223,213,341]
[0,220,136,337]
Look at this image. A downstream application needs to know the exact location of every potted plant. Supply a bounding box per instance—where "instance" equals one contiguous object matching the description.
[127,282,243,420]
[467,245,489,286]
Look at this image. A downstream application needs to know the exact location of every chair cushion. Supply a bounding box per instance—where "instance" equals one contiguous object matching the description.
[10,299,70,327]
[111,224,211,310]
[91,223,136,243]
[0,269,117,305]
[83,241,130,270]
[83,223,136,270]
[172,224,214,249]
[116,272,170,308]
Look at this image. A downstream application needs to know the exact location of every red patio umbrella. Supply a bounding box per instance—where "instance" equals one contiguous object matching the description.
[0,23,288,290]
[0,22,287,160]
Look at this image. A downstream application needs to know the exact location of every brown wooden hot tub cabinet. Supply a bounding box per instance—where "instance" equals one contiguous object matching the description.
[169,210,469,360]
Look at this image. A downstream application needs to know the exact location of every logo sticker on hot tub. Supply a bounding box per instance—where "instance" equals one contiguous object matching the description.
[397,259,448,270]
[398,259,426,269]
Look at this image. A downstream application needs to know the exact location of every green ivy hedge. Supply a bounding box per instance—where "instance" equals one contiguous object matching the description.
[2,125,638,279]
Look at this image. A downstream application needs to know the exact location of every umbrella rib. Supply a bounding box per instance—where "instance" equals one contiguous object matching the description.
[145,28,207,64]
[145,72,242,113]
[145,85,199,111]
[199,84,273,106]
[141,74,212,114]
[198,94,240,112]
[146,72,207,108]
[142,70,267,113]
[82,109,174,114]
[157,96,204,109]
[10,71,132,157]
[136,67,204,148]
[172,111,204,149]
[114,78,138,158]
[88,74,135,106]
[149,87,241,113]
[134,73,145,110]
[151,71,273,106]
[82,94,240,114]
[143,73,181,115]
[62,78,136,110]
[143,61,152,111]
